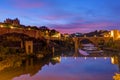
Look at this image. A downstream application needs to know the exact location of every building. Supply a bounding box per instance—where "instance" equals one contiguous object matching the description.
[4,18,20,26]
[51,32,61,38]
[103,30,120,40]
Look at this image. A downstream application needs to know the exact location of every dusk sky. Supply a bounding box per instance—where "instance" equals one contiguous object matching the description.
[0,0,120,33]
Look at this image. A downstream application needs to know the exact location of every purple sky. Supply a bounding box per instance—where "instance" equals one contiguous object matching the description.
[0,0,120,33]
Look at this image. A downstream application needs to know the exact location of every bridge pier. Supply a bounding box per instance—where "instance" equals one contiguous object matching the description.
[21,41,24,48]
[25,41,33,55]
[74,37,79,56]
[46,39,50,45]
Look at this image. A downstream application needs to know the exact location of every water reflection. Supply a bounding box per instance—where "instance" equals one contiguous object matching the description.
[0,56,60,80]
[0,54,119,80]
[111,55,120,72]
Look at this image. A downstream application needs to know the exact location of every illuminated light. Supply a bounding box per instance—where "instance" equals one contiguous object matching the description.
[74,57,76,60]
[119,35,120,38]
[113,73,120,80]
[110,30,114,37]
[111,57,114,64]
[10,26,15,29]
[52,33,61,38]
[56,56,61,62]
[0,25,4,28]
[111,56,118,64]
[59,56,61,62]
[104,33,109,37]
[94,57,96,60]
[51,56,61,62]
[84,57,87,60]
[104,57,107,60]
[94,35,96,37]
[28,28,31,30]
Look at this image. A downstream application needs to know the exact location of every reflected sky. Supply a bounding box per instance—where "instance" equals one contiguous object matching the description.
[12,57,118,80]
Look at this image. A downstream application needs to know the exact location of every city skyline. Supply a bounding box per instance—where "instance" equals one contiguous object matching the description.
[0,0,120,33]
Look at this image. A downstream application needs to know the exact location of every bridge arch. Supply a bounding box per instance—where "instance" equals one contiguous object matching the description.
[73,37,113,55]
[79,38,97,46]
[79,38,95,44]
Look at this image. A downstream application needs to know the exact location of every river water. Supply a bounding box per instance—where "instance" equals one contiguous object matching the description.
[0,54,119,80]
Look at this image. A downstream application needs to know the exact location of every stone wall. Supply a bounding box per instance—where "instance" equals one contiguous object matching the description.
[0,27,43,39]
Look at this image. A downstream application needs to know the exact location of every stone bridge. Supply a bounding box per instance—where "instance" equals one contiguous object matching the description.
[73,37,113,45]
[73,37,113,56]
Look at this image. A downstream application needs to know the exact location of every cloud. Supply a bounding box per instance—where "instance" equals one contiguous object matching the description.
[11,0,45,9]
[49,20,120,33]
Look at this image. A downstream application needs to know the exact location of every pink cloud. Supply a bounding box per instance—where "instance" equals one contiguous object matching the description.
[40,13,82,21]
[12,0,45,9]
[41,15,69,20]
[51,21,120,33]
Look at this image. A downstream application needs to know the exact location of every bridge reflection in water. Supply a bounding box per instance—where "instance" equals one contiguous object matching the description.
[0,56,60,80]
[0,53,119,80]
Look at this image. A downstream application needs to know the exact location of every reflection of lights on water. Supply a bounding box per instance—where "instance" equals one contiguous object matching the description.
[94,57,96,60]
[113,73,120,80]
[84,57,87,60]
[104,57,107,60]
[111,56,119,64]
[65,56,66,59]
[111,57,115,64]
[59,56,61,62]
[52,56,61,62]
[110,30,114,37]
[74,57,76,60]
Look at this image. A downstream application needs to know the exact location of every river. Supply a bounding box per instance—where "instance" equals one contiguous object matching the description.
[0,52,119,80]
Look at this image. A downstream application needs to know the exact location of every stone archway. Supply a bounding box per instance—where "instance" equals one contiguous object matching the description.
[79,38,94,44]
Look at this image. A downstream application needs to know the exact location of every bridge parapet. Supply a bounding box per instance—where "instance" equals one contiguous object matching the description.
[45,37,66,41]
[73,36,113,47]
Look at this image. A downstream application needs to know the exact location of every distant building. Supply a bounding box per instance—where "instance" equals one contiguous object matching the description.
[102,30,120,40]
[64,33,70,38]
[102,31,111,37]
[51,32,61,38]
[110,30,120,40]
[4,18,20,26]
[70,32,83,37]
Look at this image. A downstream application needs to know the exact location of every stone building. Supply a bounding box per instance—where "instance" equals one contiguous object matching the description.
[4,18,20,26]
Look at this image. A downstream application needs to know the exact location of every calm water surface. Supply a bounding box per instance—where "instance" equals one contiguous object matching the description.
[0,55,119,80]
[7,56,119,80]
